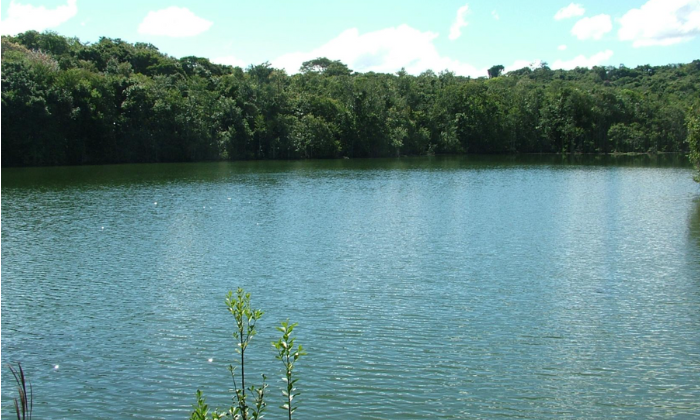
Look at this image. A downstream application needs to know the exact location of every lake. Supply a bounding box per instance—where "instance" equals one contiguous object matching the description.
[2,155,700,419]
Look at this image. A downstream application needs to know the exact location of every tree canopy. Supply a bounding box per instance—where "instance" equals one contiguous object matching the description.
[2,31,699,167]
[688,106,700,181]
[487,65,504,79]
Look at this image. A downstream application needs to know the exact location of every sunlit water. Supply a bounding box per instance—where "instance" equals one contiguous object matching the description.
[2,156,700,419]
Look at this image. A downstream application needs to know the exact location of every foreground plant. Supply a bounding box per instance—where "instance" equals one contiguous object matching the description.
[191,390,225,420]
[226,288,265,420]
[273,321,306,420]
[8,362,33,420]
[190,289,305,420]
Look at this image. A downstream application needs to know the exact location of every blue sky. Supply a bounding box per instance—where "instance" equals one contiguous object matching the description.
[2,0,699,77]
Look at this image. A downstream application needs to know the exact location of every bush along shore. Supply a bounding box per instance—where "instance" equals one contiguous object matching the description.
[2,31,700,167]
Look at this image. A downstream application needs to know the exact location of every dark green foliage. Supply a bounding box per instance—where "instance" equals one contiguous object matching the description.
[300,57,352,76]
[2,31,699,167]
[688,107,700,181]
[487,64,504,79]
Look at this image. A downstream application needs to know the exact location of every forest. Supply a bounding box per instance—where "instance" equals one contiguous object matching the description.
[2,30,700,167]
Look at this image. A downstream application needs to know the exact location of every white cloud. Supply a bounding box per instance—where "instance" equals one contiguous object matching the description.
[138,7,212,37]
[272,25,487,77]
[0,0,77,35]
[507,50,613,73]
[618,0,700,47]
[571,14,612,40]
[492,10,500,20]
[552,49,614,69]
[504,59,544,73]
[554,3,585,20]
[211,55,248,68]
[558,44,568,50]
[449,4,470,41]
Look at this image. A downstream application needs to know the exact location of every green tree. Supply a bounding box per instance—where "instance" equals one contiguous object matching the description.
[608,123,645,153]
[3,30,700,166]
[300,57,352,76]
[688,107,700,181]
[292,114,339,158]
[487,64,504,79]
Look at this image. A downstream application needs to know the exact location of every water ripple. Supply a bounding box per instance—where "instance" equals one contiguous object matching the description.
[2,158,700,419]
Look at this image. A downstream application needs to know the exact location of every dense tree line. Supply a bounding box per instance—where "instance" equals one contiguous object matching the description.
[2,31,699,167]
[688,107,700,180]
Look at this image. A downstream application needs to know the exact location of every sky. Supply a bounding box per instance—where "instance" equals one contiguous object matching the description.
[1,0,699,77]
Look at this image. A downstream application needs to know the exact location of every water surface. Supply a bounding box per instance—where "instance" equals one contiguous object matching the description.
[2,155,700,419]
